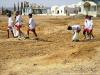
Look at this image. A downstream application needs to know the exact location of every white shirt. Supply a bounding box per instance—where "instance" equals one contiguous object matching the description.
[72,25,81,31]
[15,15,23,26]
[29,18,36,29]
[84,19,88,29]
[8,17,14,27]
[88,20,93,30]
[84,19,93,29]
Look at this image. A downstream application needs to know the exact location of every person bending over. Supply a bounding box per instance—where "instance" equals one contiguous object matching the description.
[67,25,81,42]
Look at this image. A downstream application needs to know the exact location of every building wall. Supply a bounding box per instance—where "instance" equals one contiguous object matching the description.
[97,5,100,15]
[79,1,97,17]
[82,0,100,16]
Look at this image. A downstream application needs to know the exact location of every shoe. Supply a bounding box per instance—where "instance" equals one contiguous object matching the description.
[72,40,79,42]
[35,37,39,40]
[14,36,18,38]
[25,37,29,39]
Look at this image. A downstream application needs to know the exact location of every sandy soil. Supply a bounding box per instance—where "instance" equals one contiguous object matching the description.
[0,15,100,75]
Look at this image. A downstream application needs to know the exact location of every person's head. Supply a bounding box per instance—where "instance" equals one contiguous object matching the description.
[67,26,72,30]
[88,16,92,20]
[15,11,19,16]
[28,14,32,18]
[7,13,11,17]
[85,15,89,19]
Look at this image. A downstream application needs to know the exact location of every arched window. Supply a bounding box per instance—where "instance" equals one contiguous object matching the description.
[84,2,91,11]
[61,10,62,13]
[57,10,59,14]
[52,10,54,13]
[79,7,81,12]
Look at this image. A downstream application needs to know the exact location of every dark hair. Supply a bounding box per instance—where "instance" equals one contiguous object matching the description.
[67,26,72,30]
[15,11,20,15]
[28,14,32,18]
[88,16,93,20]
[85,15,89,19]
[7,13,11,17]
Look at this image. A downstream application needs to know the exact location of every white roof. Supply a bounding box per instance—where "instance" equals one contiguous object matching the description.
[59,5,67,10]
[51,5,59,8]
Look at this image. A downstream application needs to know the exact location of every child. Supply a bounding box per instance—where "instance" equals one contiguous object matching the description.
[15,11,23,38]
[67,25,81,42]
[7,13,14,38]
[83,15,89,39]
[83,16,94,40]
[27,14,38,39]
[87,16,94,39]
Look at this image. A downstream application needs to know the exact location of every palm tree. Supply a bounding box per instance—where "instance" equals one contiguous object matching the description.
[21,2,24,14]
[1,6,4,15]
[14,3,16,12]
[17,2,20,11]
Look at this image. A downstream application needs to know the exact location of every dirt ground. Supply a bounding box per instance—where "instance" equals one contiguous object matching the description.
[0,15,100,75]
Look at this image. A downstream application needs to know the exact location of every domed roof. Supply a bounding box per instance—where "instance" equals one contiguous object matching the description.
[84,1,97,6]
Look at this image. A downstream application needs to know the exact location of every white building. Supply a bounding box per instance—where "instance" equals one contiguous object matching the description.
[21,0,100,17]
[51,0,100,17]
[51,5,67,16]
[22,7,33,15]
[51,5,71,16]
[22,1,50,15]
[58,5,67,16]
[77,1,97,17]
[51,5,59,15]
[51,5,78,16]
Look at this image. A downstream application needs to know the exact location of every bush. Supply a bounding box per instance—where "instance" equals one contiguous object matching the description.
[2,9,13,15]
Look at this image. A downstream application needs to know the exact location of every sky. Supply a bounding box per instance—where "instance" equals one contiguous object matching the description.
[0,0,81,8]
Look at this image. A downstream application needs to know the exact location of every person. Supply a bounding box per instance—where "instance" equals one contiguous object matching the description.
[7,13,14,38]
[15,11,24,38]
[83,15,89,39]
[87,16,94,39]
[27,14,38,39]
[83,15,94,40]
[67,25,81,42]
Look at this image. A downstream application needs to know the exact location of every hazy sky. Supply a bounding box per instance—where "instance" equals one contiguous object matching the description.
[0,0,81,8]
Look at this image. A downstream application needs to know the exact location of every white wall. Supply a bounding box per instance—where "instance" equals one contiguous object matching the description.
[78,2,97,17]
[51,6,67,16]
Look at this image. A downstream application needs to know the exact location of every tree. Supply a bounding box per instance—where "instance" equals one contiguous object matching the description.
[23,1,26,13]
[17,2,20,11]
[14,3,16,12]
[21,2,24,9]
[24,1,26,8]
[21,2,24,14]
[1,6,4,15]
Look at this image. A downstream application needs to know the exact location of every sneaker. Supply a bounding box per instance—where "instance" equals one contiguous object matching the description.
[72,40,79,42]
[35,37,39,40]
[25,37,30,39]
